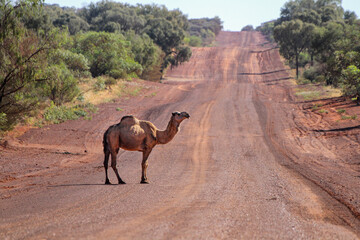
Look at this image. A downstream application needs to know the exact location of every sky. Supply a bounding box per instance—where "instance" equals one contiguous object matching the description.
[44,0,360,31]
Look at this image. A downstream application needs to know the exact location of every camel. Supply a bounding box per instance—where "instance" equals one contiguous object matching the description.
[102,111,190,184]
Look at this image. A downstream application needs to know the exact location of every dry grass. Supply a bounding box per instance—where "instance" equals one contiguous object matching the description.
[294,83,341,101]
[79,78,144,105]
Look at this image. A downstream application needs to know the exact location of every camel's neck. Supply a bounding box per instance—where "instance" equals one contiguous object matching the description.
[156,118,179,144]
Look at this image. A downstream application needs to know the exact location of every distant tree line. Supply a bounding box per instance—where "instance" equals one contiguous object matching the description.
[185,17,223,47]
[0,0,223,131]
[257,0,360,102]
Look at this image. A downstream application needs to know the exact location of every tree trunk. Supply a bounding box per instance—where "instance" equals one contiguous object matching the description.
[296,54,299,79]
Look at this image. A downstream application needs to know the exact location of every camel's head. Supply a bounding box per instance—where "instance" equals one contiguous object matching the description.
[172,111,190,123]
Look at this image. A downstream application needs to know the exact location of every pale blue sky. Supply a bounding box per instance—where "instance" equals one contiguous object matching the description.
[44,0,360,31]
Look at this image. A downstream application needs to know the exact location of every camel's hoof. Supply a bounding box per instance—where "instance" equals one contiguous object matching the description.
[118,181,126,184]
[105,180,111,185]
[140,180,149,184]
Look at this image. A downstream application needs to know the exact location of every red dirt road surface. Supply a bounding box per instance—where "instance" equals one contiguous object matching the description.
[1,31,360,239]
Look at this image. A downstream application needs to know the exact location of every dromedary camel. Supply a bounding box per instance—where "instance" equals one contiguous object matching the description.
[103,111,190,184]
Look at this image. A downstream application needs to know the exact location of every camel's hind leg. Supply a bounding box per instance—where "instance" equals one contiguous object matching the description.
[104,149,111,184]
[111,150,126,184]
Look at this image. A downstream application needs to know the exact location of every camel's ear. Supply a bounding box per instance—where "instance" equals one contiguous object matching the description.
[172,112,176,116]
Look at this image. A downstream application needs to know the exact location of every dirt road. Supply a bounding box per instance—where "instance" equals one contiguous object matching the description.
[1,31,360,239]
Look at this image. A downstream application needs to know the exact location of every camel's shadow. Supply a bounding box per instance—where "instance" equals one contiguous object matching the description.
[48,183,120,187]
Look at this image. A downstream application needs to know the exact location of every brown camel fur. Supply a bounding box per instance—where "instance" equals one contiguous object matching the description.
[103,111,190,184]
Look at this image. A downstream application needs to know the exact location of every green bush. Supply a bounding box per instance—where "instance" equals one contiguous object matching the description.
[303,66,320,82]
[43,102,96,124]
[73,31,142,78]
[0,113,7,131]
[44,102,79,124]
[125,32,161,78]
[341,65,360,103]
[188,36,202,47]
[50,49,90,78]
[42,64,80,105]
[336,109,346,114]
[105,77,117,86]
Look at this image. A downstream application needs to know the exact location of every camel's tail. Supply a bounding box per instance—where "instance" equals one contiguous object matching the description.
[103,128,109,154]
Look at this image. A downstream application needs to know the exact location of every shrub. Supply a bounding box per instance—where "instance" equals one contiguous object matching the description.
[188,36,202,47]
[336,109,346,114]
[93,77,106,91]
[303,66,320,82]
[341,65,360,104]
[341,114,358,120]
[43,102,96,124]
[241,25,254,31]
[50,49,90,78]
[105,77,117,87]
[74,31,142,78]
[42,64,80,105]
[125,32,161,79]
[0,113,7,131]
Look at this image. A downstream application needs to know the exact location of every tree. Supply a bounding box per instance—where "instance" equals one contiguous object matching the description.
[42,64,80,105]
[73,31,142,78]
[344,10,357,25]
[0,0,55,128]
[188,17,223,46]
[125,31,162,79]
[241,25,254,31]
[274,19,315,78]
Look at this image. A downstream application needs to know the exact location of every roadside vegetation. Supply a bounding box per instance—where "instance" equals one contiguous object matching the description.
[0,0,223,134]
[185,17,223,46]
[257,0,360,102]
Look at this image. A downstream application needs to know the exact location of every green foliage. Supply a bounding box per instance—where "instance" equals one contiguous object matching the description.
[50,49,91,78]
[266,0,360,98]
[188,35,202,47]
[163,46,192,70]
[78,1,145,33]
[125,31,161,79]
[303,66,323,82]
[336,109,346,114]
[93,77,106,91]
[73,31,142,78]
[104,77,117,86]
[341,114,357,120]
[311,103,322,111]
[274,19,315,78]
[344,10,357,25]
[43,5,89,35]
[241,25,254,31]
[0,0,222,129]
[257,21,275,42]
[188,17,222,46]
[341,65,360,102]
[0,113,7,131]
[0,0,57,129]
[43,101,96,124]
[42,64,80,105]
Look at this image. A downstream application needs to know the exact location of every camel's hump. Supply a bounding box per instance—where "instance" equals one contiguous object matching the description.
[120,115,139,126]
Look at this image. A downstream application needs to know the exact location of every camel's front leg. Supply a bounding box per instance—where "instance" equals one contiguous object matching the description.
[141,148,152,184]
